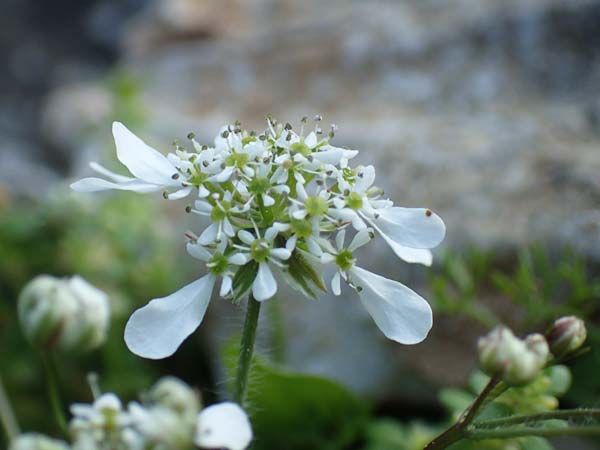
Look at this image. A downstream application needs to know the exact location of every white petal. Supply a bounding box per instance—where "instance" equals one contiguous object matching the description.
[350,266,432,344]
[70,177,161,193]
[220,276,233,297]
[296,182,308,201]
[238,230,255,245]
[113,122,178,186]
[198,223,219,245]
[262,194,275,207]
[320,253,335,264]
[270,248,291,260]
[292,209,307,220]
[355,165,376,193]
[304,132,318,148]
[312,148,358,165]
[208,167,235,183]
[368,220,432,265]
[89,162,133,183]
[222,217,235,237]
[228,253,249,265]
[306,237,323,257]
[194,201,213,213]
[252,262,277,301]
[187,243,212,261]
[348,228,372,251]
[264,226,279,242]
[198,185,210,198]
[286,235,297,251]
[331,271,342,296]
[336,229,346,251]
[124,275,216,359]
[375,207,446,249]
[167,186,193,200]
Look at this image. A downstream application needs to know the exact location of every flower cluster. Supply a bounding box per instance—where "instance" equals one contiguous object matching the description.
[10,378,252,450]
[71,116,446,359]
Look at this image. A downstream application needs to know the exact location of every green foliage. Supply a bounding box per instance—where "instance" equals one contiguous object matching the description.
[222,340,369,450]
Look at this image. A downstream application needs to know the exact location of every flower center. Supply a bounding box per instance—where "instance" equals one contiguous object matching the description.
[346,192,363,210]
[335,249,355,271]
[250,238,271,262]
[207,252,229,275]
[304,196,329,216]
[210,201,230,222]
[248,177,271,195]
[290,142,311,157]
[291,219,313,239]
[225,152,250,169]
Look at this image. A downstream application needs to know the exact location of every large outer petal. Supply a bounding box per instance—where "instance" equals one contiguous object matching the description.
[351,266,432,344]
[70,177,162,193]
[195,402,253,450]
[252,262,277,301]
[124,275,216,359]
[113,122,178,186]
[369,221,433,266]
[374,207,446,249]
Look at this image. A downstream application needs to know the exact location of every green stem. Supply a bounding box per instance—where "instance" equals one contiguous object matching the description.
[233,294,261,405]
[424,375,501,450]
[474,409,600,429]
[467,425,600,440]
[41,354,68,436]
[0,374,20,442]
[267,297,285,364]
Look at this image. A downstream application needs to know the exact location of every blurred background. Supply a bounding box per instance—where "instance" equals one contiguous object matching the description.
[1,1,600,449]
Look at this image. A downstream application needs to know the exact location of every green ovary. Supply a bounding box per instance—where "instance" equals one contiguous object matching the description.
[251,239,271,262]
[291,219,313,238]
[208,252,229,275]
[346,192,363,210]
[210,201,230,222]
[335,249,355,271]
[305,196,329,216]
[225,152,250,169]
[248,177,271,195]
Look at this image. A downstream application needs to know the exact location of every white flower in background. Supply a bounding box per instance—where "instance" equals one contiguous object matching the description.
[9,434,70,450]
[195,402,253,450]
[18,275,110,353]
[321,229,433,344]
[72,116,446,358]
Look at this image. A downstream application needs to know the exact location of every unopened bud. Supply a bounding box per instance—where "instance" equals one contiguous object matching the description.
[547,316,587,358]
[149,377,201,419]
[18,275,110,353]
[478,326,521,375]
[503,334,549,386]
[9,434,70,450]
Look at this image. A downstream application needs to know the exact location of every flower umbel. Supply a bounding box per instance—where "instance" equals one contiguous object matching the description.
[71,116,446,358]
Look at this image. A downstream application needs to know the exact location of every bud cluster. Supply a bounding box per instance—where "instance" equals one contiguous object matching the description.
[478,316,587,386]
[18,275,110,353]
[10,378,252,450]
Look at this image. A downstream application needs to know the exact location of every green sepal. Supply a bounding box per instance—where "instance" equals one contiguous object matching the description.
[232,260,258,301]
[287,251,327,298]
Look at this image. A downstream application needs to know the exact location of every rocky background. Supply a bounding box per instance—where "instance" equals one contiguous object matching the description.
[2,0,600,410]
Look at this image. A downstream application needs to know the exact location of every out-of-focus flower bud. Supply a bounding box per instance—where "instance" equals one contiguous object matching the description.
[18,275,110,353]
[195,402,253,450]
[149,377,201,419]
[9,434,70,450]
[503,334,549,386]
[546,316,587,358]
[477,326,522,376]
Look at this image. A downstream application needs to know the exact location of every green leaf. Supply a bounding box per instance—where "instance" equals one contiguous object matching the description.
[222,341,369,450]
[284,251,327,299]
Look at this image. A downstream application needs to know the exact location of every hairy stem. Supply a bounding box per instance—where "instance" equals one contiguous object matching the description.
[467,425,600,440]
[0,374,20,442]
[41,354,68,436]
[474,409,600,429]
[234,294,261,405]
[425,375,501,450]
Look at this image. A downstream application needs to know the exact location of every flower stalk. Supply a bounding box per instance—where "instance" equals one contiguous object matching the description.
[234,294,261,405]
[0,373,20,442]
[41,354,68,437]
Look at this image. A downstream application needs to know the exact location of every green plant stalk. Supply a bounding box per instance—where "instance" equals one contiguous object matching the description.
[467,425,600,440]
[267,297,286,364]
[41,354,68,436]
[233,294,261,405]
[0,374,20,442]
[474,409,600,429]
[424,375,501,450]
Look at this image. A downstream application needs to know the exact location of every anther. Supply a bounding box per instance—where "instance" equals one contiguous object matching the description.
[221,130,230,138]
[162,191,169,199]
[314,114,323,122]
[425,209,433,217]
[185,206,192,213]
[171,173,180,180]
[187,132,196,140]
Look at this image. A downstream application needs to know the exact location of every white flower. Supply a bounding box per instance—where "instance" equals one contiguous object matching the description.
[9,434,70,450]
[195,402,253,450]
[71,122,193,199]
[235,226,292,301]
[124,241,248,359]
[322,230,433,344]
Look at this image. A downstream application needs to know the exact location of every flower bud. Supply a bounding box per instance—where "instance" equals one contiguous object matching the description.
[503,334,549,386]
[18,275,110,352]
[546,316,587,358]
[9,434,69,450]
[477,326,522,376]
[149,377,201,419]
